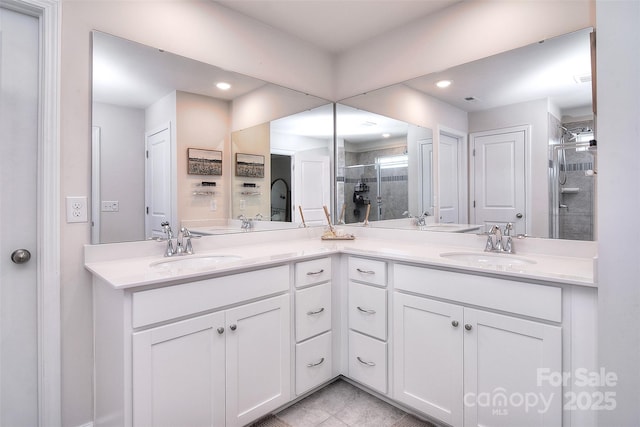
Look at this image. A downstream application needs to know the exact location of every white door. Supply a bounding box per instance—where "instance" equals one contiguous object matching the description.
[393,293,463,427]
[463,308,562,427]
[472,128,526,234]
[294,153,330,225]
[419,139,434,217]
[225,294,290,427]
[145,125,172,239]
[132,312,226,427]
[439,133,460,223]
[0,7,39,426]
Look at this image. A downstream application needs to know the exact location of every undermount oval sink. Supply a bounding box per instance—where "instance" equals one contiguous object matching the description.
[149,254,242,271]
[439,251,537,267]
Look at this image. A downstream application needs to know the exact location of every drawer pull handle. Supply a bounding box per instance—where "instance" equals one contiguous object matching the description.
[356,356,376,367]
[307,307,325,316]
[230,324,237,331]
[306,269,325,276]
[307,357,325,368]
[356,268,375,275]
[357,306,376,315]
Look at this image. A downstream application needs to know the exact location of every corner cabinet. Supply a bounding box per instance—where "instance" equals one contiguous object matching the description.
[393,264,563,427]
[93,265,291,427]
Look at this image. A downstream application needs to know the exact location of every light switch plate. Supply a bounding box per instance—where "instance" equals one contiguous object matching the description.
[66,196,88,223]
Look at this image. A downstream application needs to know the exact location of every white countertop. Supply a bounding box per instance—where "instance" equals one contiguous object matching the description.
[85,227,596,290]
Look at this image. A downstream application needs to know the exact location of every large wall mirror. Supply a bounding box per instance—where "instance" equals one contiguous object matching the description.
[338,27,596,240]
[91,31,331,244]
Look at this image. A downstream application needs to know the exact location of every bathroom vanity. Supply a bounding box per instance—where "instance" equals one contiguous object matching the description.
[86,227,597,427]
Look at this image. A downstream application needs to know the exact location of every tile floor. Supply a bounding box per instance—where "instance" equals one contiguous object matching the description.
[251,378,438,427]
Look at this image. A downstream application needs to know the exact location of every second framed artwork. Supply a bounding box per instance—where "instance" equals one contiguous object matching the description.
[235,153,265,178]
[188,148,222,175]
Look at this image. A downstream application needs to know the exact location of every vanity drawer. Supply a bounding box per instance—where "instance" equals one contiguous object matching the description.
[348,330,387,394]
[295,257,332,288]
[296,332,333,395]
[348,282,387,340]
[132,265,289,328]
[296,282,332,342]
[348,257,386,287]
[394,264,562,322]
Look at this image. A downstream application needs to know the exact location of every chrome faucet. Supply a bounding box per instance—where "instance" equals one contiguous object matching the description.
[403,211,429,227]
[238,214,252,230]
[160,221,196,256]
[485,223,514,254]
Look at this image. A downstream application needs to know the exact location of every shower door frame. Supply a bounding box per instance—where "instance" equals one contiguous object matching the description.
[549,141,594,239]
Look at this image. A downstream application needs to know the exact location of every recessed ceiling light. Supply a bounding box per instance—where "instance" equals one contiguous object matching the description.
[382,133,391,138]
[216,82,231,90]
[436,80,452,88]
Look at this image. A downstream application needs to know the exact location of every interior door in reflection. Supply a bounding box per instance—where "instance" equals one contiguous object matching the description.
[472,128,526,235]
[145,124,173,239]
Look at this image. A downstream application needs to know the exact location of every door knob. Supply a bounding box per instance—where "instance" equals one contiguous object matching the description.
[11,249,31,264]
[465,324,473,331]
[516,213,523,219]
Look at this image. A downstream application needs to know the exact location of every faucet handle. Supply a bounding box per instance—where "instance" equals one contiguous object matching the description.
[504,222,513,236]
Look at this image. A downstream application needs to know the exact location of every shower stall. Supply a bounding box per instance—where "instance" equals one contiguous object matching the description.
[343,154,409,224]
[549,126,597,240]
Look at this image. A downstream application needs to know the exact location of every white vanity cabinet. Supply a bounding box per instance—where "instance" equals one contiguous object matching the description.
[393,264,562,427]
[347,257,388,394]
[93,265,291,427]
[294,257,333,395]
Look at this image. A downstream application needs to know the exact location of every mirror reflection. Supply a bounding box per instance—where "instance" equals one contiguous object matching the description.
[338,28,595,240]
[91,31,330,243]
[231,104,334,227]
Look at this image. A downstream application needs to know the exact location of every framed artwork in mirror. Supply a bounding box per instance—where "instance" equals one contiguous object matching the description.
[235,153,265,178]
[188,148,222,175]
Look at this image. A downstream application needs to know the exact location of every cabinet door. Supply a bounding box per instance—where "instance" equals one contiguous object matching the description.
[225,294,291,427]
[132,311,226,427]
[393,293,464,427]
[463,308,562,427]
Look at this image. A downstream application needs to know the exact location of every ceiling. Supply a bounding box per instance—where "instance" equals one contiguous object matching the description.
[92,3,593,141]
[214,0,462,54]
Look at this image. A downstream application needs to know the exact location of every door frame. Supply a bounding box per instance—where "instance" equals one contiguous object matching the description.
[470,125,531,236]
[2,0,61,425]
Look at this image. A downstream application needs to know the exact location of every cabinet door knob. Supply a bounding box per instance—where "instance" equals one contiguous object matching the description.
[465,324,472,331]
[229,324,237,331]
[451,320,459,327]
[217,327,224,334]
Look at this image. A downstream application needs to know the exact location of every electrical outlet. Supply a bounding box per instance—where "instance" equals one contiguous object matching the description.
[66,196,88,223]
